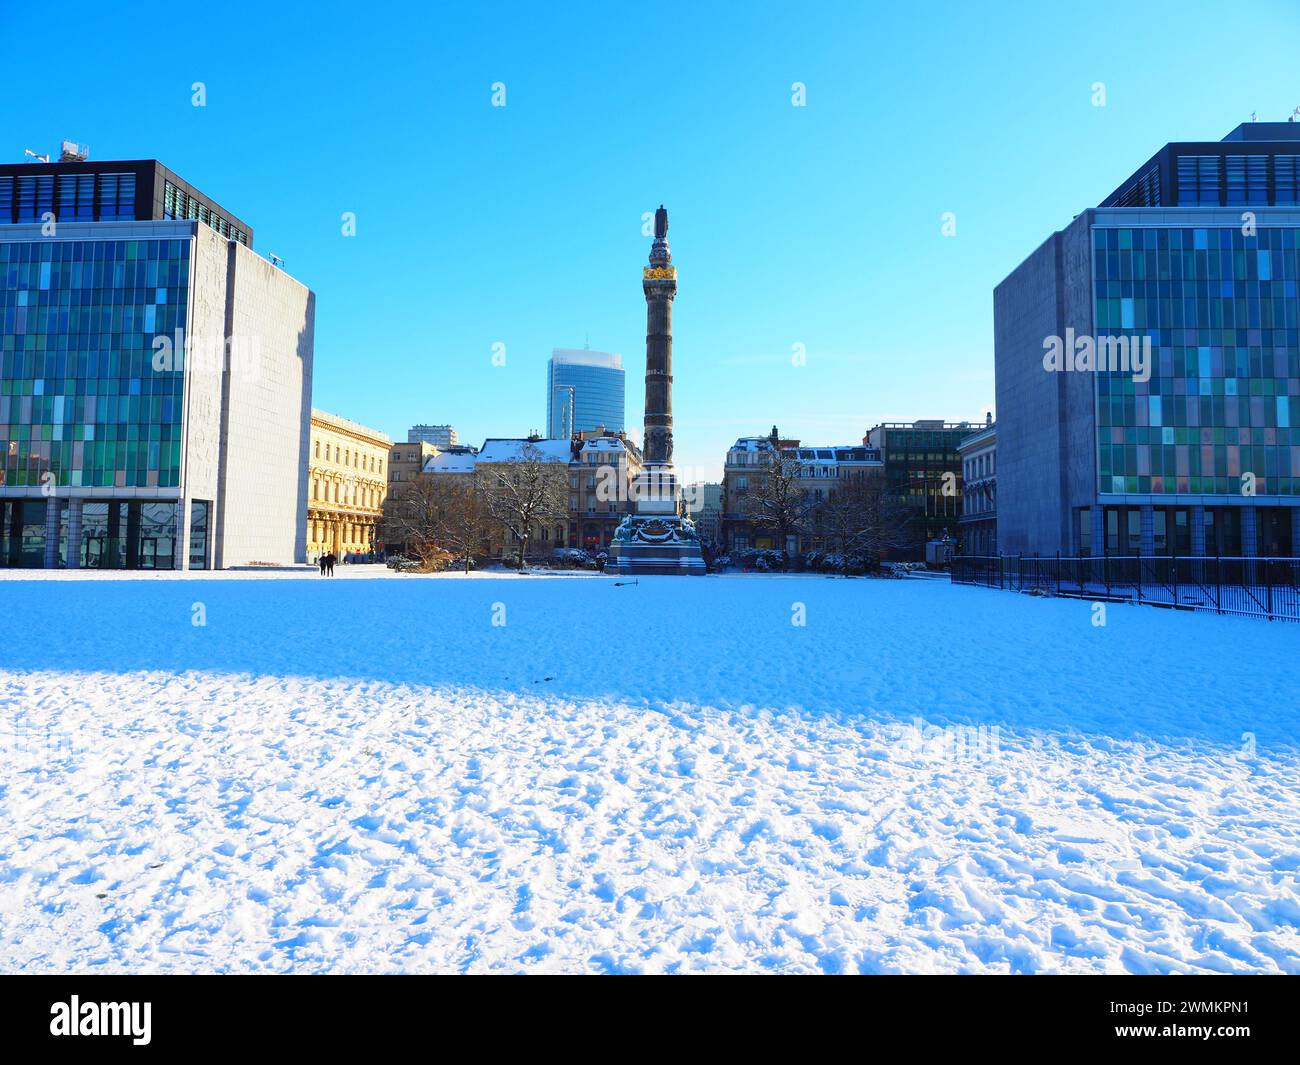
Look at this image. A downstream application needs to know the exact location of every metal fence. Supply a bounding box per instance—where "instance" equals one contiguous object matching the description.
[950,555,1300,622]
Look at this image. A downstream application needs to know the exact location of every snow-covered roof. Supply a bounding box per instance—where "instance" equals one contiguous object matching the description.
[579,437,627,453]
[728,436,775,452]
[476,438,572,464]
[789,446,882,465]
[425,451,477,474]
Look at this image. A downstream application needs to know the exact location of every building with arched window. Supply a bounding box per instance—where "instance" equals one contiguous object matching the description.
[306,410,390,559]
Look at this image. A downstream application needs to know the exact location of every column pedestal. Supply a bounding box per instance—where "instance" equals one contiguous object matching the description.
[1090,505,1105,557]
[66,499,84,570]
[1241,505,1258,558]
[1139,504,1155,556]
[43,497,61,568]
[1191,505,1206,557]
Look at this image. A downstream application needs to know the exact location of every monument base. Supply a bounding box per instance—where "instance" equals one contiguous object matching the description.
[609,514,707,576]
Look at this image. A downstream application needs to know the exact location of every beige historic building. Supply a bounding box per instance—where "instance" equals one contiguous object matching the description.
[307,409,391,559]
[721,427,885,553]
[421,430,643,559]
[388,440,440,487]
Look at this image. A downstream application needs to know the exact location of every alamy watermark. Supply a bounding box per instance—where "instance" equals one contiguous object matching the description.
[151,329,262,381]
[1043,327,1150,383]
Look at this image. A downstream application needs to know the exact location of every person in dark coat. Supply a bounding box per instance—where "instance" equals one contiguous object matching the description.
[318,553,327,576]
[326,553,336,576]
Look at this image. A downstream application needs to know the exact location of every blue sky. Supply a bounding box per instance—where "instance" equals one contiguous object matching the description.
[4,0,1298,479]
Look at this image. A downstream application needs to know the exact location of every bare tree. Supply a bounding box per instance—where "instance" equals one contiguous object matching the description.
[814,478,920,570]
[380,477,488,573]
[380,479,453,571]
[482,443,569,571]
[745,452,814,566]
[433,479,491,573]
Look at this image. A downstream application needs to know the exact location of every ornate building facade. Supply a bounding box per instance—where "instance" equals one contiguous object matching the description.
[721,428,884,555]
[958,417,997,556]
[307,409,390,559]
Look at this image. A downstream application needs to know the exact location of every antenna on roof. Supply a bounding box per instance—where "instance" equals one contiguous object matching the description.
[1290,107,1300,123]
[1250,111,1258,123]
[22,148,50,163]
[267,253,285,269]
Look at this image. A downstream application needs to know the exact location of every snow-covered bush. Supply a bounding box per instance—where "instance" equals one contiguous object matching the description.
[802,550,873,576]
[549,548,601,570]
[727,548,788,572]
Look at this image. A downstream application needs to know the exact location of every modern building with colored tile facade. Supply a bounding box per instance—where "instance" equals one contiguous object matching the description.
[307,409,390,559]
[995,123,1300,558]
[957,416,997,556]
[0,159,313,569]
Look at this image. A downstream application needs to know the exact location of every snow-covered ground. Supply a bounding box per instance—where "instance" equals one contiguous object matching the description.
[1,570,1297,974]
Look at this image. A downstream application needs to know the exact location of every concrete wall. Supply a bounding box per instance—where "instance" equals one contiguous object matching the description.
[214,242,314,567]
[993,212,1096,556]
[1060,214,1100,549]
[180,224,229,566]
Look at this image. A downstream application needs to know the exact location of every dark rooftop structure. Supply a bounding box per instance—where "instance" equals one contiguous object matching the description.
[1101,122,1300,209]
[0,158,253,246]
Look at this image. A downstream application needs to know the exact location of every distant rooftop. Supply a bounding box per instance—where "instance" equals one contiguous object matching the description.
[550,348,622,369]
[1221,121,1300,142]
[0,156,254,246]
[311,408,391,445]
[476,438,572,464]
[1101,124,1300,209]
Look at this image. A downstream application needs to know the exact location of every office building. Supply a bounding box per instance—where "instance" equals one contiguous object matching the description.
[0,156,312,569]
[995,123,1300,557]
[865,420,973,552]
[685,482,722,545]
[407,423,457,448]
[546,348,624,438]
[0,157,252,246]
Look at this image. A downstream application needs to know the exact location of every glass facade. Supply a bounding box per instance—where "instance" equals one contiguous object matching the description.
[1173,154,1300,207]
[873,426,965,545]
[0,236,190,490]
[0,171,137,224]
[546,356,624,437]
[1092,225,1300,498]
[162,181,248,246]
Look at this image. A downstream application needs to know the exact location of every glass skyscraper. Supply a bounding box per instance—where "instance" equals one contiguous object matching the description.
[995,123,1300,558]
[546,348,624,439]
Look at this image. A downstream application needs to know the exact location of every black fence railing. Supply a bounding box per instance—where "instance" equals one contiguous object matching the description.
[950,555,1300,622]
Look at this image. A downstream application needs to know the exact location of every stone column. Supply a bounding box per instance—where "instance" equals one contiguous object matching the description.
[43,496,61,568]
[174,499,189,571]
[125,504,141,569]
[66,499,84,570]
[1139,505,1155,556]
[1191,505,1206,556]
[1241,505,1258,557]
[1090,505,1105,557]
